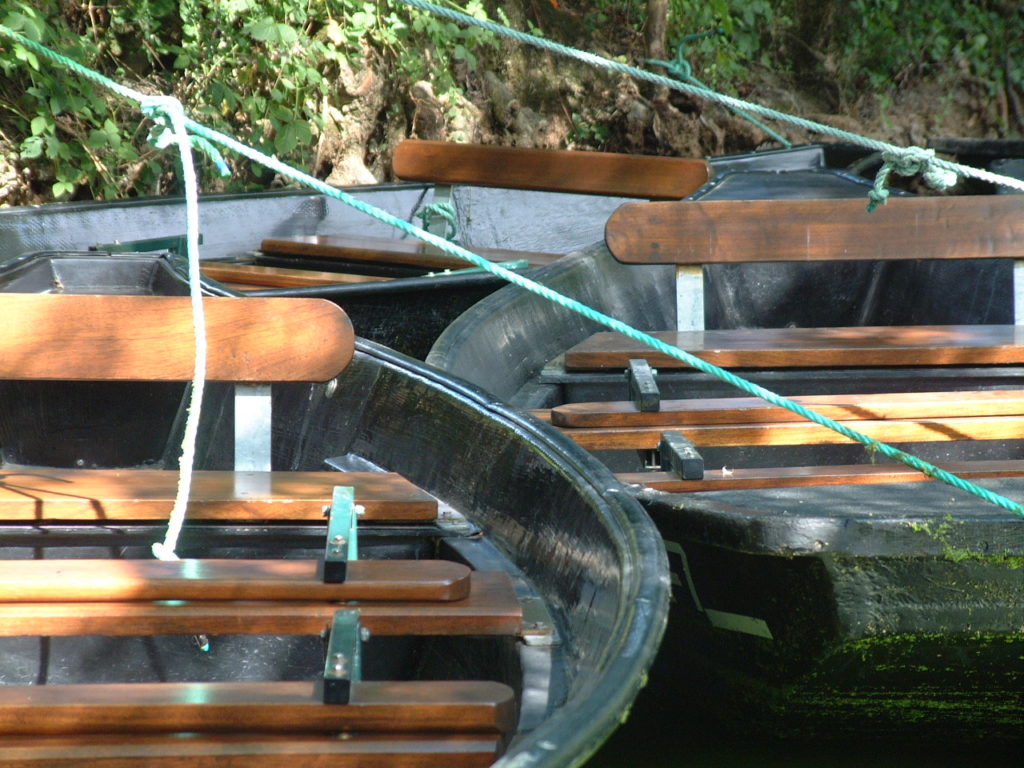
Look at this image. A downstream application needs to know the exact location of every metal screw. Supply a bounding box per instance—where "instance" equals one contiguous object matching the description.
[330,534,347,555]
[360,627,371,642]
[330,652,347,676]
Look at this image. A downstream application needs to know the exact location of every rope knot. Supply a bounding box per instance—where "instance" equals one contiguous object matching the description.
[140,95,230,177]
[867,147,959,212]
[416,201,459,241]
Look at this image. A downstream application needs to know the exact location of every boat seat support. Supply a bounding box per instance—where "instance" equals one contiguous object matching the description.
[324,485,359,583]
[659,432,704,480]
[626,358,660,411]
[234,383,272,471]
[323,609,364,705]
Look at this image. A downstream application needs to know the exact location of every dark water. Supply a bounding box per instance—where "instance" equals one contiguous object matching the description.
[587,638,1023,767]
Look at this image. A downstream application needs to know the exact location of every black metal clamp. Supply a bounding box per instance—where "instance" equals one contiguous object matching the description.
[626,358,660,412]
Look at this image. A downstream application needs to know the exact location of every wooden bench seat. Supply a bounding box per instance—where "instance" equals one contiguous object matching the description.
[0,468,437,522]
[391,140,711,200]
[0,733,502,768]
[0,558,471,603]
[562,325,1024,371]
[619,459,1024,493]
[542,387,1024,488]
[260,234,561,271]
[0,570,522,637]
[201,262,393,290]
[0,679,515,735]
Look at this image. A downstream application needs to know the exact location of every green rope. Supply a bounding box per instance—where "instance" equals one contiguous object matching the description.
[3,24,1024,520]
[647,37,792,148]
[416,200,460,240]
[394,0,1024,201]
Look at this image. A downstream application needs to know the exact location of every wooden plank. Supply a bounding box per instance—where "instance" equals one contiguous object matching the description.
[0,572,523,637]
[392,140,711,200]
[549,389,1024,428]
[606,194,1024,264]
[563,325,1024,370]
[0,680,515,735]
[201,263,392,288]
[0,559,471,603]
[0,294,353,382]
[556,413,1024,450]
[618,459,1024,492]
[0,734,500,768]
[261,234,561,270]
[0,469,437,522]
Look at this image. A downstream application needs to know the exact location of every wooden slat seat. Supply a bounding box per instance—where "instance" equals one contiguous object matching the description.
[563,325,1024,371]
[618,459,1024,493]
[555,412,1024,450]
[606,194,1024,265]
[260,234,561,271]
[0,469,437,522]
[0,680,515,736]
[201,262,393,289]
[548,389,1024,428]
[0,571,522,637]
[0,558,471,603]
[0,733,501,768]
[392,140,711,200]
[0,294,353,382]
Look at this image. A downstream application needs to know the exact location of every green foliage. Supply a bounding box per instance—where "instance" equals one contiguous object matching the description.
[0,0,498,201]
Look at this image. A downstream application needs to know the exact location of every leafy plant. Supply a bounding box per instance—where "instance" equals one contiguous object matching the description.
[0,0,499,201]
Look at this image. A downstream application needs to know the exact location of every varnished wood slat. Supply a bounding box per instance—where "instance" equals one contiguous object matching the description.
[618,459,1024,492]
[0,559,470,603]
[557,413,1024,450]
[392,140,711,200]
[202,262,392,288]
[549,389,1024,428]
[606,194,1024,264]
[0,680,515,735]
[0,734,499,768]
[563,325,1024,370]
[0,294,353,382]
[0,469,436,522]
[0,572,522,637]
[261,234,561,270]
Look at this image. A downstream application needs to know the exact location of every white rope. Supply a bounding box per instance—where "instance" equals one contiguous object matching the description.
[143,96,207,562]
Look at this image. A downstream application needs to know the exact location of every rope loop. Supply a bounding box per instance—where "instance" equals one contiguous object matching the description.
[416,201,459,240]
[867,147,960,212]
[141,96,230,177]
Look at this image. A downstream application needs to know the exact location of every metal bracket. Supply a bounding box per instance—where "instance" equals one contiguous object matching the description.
[323,485,358,583]
[625,358,660,412]
[659,431,704,480]
[322,609,364,704]
[92,233,202,254]
[234,384,272,472]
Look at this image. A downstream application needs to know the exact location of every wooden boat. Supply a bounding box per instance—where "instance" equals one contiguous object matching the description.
[429,148,1024,741]
[0,248,669,765]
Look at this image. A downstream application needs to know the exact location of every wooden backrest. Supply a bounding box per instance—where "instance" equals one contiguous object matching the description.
[392,140,711,200]
[606,194,1024,265]
[0,293,354,382]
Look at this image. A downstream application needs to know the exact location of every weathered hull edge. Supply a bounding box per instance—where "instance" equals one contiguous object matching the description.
[333,340,673,766]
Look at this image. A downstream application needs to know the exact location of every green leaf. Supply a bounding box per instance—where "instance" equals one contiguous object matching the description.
[19,135,44,159]
[245,17,298,45]
[52,180,76,198]
[29,115,49,136]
